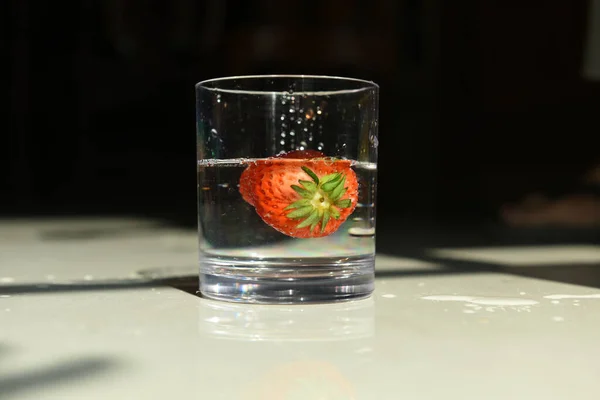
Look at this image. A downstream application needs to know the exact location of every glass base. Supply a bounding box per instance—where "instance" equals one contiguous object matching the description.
[198,255,374,304]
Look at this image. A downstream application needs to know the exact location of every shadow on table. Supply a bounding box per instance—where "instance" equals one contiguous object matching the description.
[0,275,198,296]
[0,345,118,399]
[377,224,600,289]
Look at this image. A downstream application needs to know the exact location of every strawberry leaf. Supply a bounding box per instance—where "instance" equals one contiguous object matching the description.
[336,199,352,208]
[296,209,320,228]
[287,206,314,219]
[285,199,312,210]
[291,185,313,198]
[330,207,341,219]
[320,173,341,185]
[301,166,319,184]
[329,176,346,201]
[299,180,318,192]
[310,218,319,232]
[321,175,343,191]
[321,210,331,233]
[330,188,346,202]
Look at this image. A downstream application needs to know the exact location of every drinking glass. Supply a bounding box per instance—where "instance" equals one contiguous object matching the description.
[196,75,379,303]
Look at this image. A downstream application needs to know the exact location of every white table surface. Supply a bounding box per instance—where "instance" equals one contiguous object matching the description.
[1,218,600,399]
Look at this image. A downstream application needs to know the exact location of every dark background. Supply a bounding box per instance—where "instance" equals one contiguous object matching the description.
[5,0,600,230]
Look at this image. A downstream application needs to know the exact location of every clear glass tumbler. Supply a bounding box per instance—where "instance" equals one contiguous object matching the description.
[196,75,379,303]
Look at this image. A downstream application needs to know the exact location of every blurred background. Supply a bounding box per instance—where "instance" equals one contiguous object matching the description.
[5,0,600,233]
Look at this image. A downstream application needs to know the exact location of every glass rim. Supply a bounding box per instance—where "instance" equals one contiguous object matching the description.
[196,74,379,95]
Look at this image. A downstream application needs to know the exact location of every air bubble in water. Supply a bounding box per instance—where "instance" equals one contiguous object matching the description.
[296,119,302,125]
[300,141,307,147]
[281,132,286,137]
[280,115,286,120]
[289,108,295,113]
[218,183,229,188]
[317,142,324,150]
[216,95,221,103]
[280,140,285,145]
[210,128,218,137]
[290,131,295,136]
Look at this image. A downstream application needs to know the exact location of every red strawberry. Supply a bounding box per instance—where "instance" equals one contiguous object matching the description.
[239,150,325,206]
[240,155,358,238]
[239,162,260,206]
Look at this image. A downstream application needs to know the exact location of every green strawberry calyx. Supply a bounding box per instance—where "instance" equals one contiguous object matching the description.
[285,166,353,233]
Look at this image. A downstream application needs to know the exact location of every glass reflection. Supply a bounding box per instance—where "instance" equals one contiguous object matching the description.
[197,298,374,399]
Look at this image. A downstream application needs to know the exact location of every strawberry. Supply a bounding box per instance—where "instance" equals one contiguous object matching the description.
[239,150,325,206]
[239,152,358,238]
[239,162,260,206]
